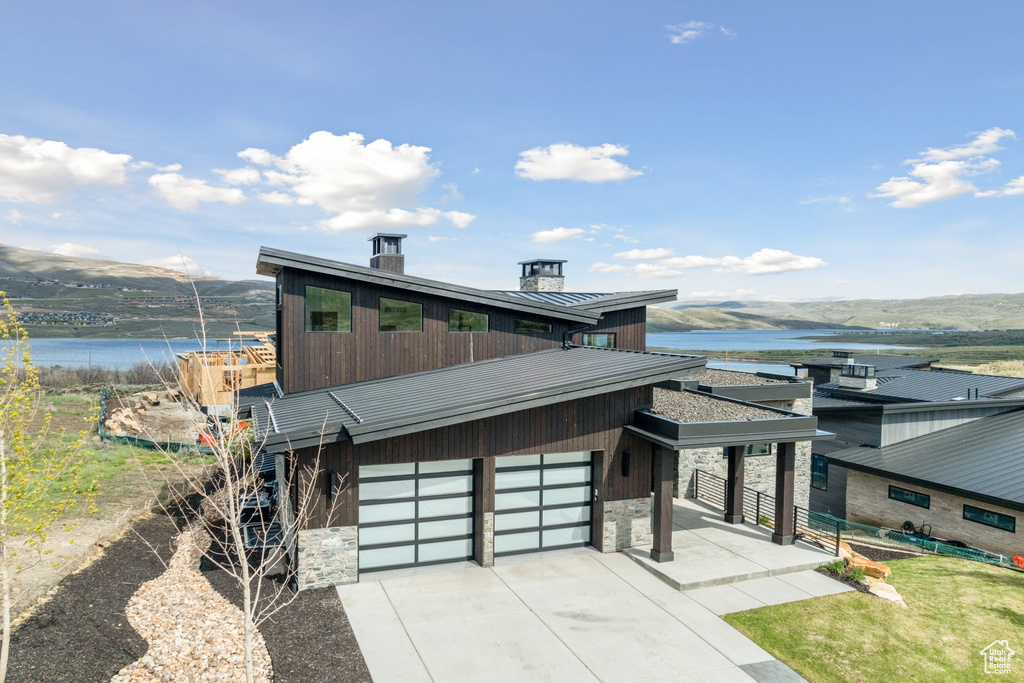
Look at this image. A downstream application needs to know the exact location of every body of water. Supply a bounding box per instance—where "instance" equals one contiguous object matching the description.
[6,329,917,370]
[1,338,256,368]
[647,329,921,352]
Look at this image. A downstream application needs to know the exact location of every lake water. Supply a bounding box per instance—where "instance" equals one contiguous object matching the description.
[4,329,918,370]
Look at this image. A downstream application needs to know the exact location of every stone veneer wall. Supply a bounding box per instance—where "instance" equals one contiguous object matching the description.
[675,396,813,509]
[295,526,358,590]
[602,497,652,552]
[481,511,494,567]
[845,470,1023,557]
[518,275,564,292]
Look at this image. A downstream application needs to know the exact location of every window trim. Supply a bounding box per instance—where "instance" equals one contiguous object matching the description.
[448,308,489,333]
[304,285,352,333]
[379,296,423,333]
[888,485,931,509]
[963,504,1016,533]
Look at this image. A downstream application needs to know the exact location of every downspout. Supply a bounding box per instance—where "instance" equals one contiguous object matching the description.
[563,323,593,350]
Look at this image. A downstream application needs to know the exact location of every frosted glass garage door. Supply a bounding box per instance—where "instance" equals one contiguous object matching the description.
[493,452,592,557]
[358,460,474,571]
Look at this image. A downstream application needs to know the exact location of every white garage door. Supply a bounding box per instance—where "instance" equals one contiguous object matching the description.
[358,459,474,572]
[493,452,593,557]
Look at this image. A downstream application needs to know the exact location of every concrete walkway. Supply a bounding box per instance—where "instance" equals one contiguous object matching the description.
[625,498,839,592]
[337,515,852,683]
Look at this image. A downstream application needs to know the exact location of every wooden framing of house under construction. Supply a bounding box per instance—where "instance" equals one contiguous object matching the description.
[176,331,277,408]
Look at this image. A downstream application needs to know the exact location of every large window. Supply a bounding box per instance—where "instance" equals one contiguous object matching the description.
[449,308,489,333]
[963,505,1016,533]
[888,485,930,509]
[582,333,616,348]
[723,443,771,458]
[305,286,351,332]
[380,297,422,332]
[811,454,828,491]
[515,319,552,334]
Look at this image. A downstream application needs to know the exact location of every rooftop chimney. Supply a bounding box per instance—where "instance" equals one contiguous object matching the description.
[369,233,406,274]
[519,259,566,292]
[838,363,877,391]
[832,350,856,364]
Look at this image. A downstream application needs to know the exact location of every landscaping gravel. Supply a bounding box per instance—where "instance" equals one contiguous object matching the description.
[694,369,789,386]
[653,387,781,423]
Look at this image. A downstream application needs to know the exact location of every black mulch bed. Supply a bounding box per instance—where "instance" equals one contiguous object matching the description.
[844,540,923,564]
[7,508,371,683]
[815,566,872,594]
[7,513,178,683]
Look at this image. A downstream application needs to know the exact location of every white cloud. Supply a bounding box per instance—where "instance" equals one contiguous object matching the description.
[613,234,640,243]
[634,263,683,279]
[5,209,24,224]
[239,131,474,231]
[614,247,675,260]
[684,289,757,299]
[258,191,295,205]
[440,182,463,201]
[589,262,628,274]
[532,227,586,243]
[0,133,132,203]
[148,173,247,210]
[214,167,262,185]
[428,236,458,242]
[45,242,100,258]
[515,143,642,182]
[871,128,1017,208]
[142,255,215,277]
[130,161,182,172]
[660,248,826,275]
[1002,176,1024,196]
[666,21,734,45]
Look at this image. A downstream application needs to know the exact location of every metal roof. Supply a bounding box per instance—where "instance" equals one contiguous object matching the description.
[251,347,705,451]
[826,409,1024,510]
[257,247,602,324]
[797,354,939,371]
[495,289,678,313]
[818,368,1024,403]
[812,391,874,409]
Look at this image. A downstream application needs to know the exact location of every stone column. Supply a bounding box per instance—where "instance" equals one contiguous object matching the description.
[651,447,675,562]
[773,441,796,545]
[473,456,495,567]
[724,445,745,524]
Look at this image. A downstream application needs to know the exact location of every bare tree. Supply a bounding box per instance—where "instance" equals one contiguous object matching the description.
[117,269,347,683]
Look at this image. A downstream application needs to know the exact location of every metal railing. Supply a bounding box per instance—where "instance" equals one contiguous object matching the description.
[693,469,1023,571]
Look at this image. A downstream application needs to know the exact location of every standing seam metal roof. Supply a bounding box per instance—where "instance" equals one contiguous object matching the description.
[818,368,1024,403]
[827,409,1024,507]
[799,354,939,370]
[251,346,704,449]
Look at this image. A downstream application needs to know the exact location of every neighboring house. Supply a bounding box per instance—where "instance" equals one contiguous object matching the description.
[808,354,1024,557]
[793,349,938,386]
[241,235,830,588]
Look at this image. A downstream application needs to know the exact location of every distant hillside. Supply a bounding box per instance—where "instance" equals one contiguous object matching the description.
[0,244,274,338]
[653,292,1024,332]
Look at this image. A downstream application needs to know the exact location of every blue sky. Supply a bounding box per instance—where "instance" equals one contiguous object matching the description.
[1,1,1022,300]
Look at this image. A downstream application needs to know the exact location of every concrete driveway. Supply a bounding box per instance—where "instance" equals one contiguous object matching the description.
[337,549,842,682]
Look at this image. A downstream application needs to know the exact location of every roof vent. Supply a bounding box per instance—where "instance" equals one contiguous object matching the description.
[369,233,407,274]
[838,364,876,391]
[519,259,566,292]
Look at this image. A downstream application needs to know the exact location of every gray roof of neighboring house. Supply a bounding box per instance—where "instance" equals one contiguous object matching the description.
[798,354,939,371]
[496,290,678,313]
[257,247,676,322]
[812,391,872,409]
[250,347,705,451]
[826,409,1024,510]
[818,368,1024,403]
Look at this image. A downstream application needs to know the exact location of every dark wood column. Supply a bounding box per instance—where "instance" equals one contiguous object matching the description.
[772,441,796,545]
[473,456,495,566]
[724,445,745,524]
[650,446,675,563]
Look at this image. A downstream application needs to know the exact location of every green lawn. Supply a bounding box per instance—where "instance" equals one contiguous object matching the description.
[724,557,1024,682]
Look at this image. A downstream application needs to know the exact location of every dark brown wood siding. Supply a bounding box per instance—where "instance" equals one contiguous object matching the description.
[278,268,649,393]
[571,307,647,351]
[292,385,654,529]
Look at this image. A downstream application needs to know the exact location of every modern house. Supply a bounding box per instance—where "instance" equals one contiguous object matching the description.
[242,235,831,589]
[793,350,938,386]
[808,352,1024,556]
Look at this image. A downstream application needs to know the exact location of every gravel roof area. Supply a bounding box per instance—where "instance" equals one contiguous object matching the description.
[653,388,783,423]
[693,369,789,386]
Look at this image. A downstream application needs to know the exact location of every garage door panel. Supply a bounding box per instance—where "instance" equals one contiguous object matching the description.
[495,530,541,554]
[495,490,541,510]
[495,470,541,489]
[543,506,590,526]
[544,525,588,547]
[419,517,473,540]
[418,495,472,518]
[419,538,473,563]
[360,501,416,523]
[359,523,416,545]
[360,479,415,501]
[360,545,416,570]
[544,486,591,506]
[544,466,591,486]
[494,510,540,531]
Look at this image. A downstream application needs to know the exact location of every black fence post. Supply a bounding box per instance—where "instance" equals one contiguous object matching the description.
[835,519,841,557]
[755,492,761,527]
[694,469,699,501]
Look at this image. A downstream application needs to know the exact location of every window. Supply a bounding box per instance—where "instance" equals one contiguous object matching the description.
[305,286,351,332]
[380,297,422,332]
[582,333,616,348]
[963,505,1016,533]
[515,319,552,334]
[888,485,930,509]
[811,454,828,491]
[449,309,489,333]
[722,443,771,458]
